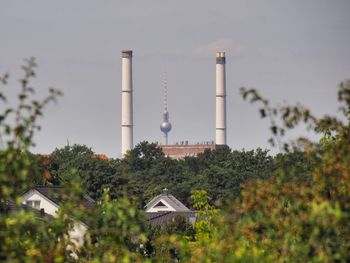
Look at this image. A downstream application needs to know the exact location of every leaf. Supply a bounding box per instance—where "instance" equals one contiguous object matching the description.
[27,87,35,94]
[259,109,266,118]
[280,128,285,136]
[0,93,7,101]
[240,88,248,100]
[282,108,290,120]
[21,77,29,86]
[4,125,11,135]
[18,94,27,100]
[5,109,13,116]
[271,126,278,135]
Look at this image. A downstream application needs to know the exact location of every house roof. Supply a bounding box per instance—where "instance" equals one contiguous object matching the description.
[1,199,50,219]
[144,189,190,212]
[32,186,95,209]
[145,211,197,225]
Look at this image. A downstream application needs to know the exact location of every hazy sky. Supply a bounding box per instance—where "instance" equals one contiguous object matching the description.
[1,0,349,157]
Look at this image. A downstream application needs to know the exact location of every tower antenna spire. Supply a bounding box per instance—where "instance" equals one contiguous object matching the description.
[160,71,172,145]
[163,71,168,112]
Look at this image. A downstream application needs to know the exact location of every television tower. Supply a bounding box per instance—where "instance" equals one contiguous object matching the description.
[160,72,172,145]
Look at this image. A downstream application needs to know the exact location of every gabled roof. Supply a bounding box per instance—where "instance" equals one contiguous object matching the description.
[144,189,190,212]
[29,186,95,209]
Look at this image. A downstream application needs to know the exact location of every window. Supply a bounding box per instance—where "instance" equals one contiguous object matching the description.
[26,200,40,209]
[154,201,167,208]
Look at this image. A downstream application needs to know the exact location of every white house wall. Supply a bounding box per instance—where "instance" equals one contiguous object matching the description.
[21,190,58,216]
[69,222,88,248]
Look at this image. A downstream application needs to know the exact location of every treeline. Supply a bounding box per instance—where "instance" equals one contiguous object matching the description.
[32,142,313,207]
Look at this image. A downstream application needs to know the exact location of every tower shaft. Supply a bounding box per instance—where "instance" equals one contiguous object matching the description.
[215,52,227,145]
[164,133,168,145]
[160,71,172,144]
[121,50,133,156]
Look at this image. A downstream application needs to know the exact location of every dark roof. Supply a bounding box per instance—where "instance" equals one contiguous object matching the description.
[1,199,50,219]
[145,211,197,226]
[33,186,95,209]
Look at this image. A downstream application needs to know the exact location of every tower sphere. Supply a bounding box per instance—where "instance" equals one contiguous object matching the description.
[160,121,172,133]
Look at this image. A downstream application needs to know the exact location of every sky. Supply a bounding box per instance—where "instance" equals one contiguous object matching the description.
[0,0,349,158]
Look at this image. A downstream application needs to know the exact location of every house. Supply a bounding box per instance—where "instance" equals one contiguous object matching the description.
[144,189,196,225]
[21,186,95,247]
[20,186,195,233]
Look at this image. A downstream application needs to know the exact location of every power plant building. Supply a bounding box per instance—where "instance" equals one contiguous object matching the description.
[160,143,223,159]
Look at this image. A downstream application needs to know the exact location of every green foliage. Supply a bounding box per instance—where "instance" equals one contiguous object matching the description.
[123,141,166,172]
[240,87,316,152]
[0,60,147,262]
[146,215,195,261]
[2,59,349,262]
[146,190,218,262]
[48,144,123,200]
[241,80,350,154]
[203,128,350,261]
[175,80,350,262]
[0,58,62,202]
[0,210,75,262]
[272,150,314,183]
[0,58,74,262]
[79,189,147,262]
[47,141,275,208]
[191,190,218,241]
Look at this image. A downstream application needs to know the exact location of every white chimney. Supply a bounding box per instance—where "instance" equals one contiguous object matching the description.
[121,50,133,156]
[215,52,227,145]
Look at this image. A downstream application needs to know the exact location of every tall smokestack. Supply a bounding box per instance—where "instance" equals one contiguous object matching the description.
[121,50,133,156]
[215,51,227,145]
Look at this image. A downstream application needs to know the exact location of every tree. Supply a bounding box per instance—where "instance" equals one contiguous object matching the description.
[0,60,147,262]
[0,58,76,262]
[48,144,123,200]
[174,80,350,262]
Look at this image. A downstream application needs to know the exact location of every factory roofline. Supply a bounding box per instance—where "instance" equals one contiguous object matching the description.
[160,143,225,159]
